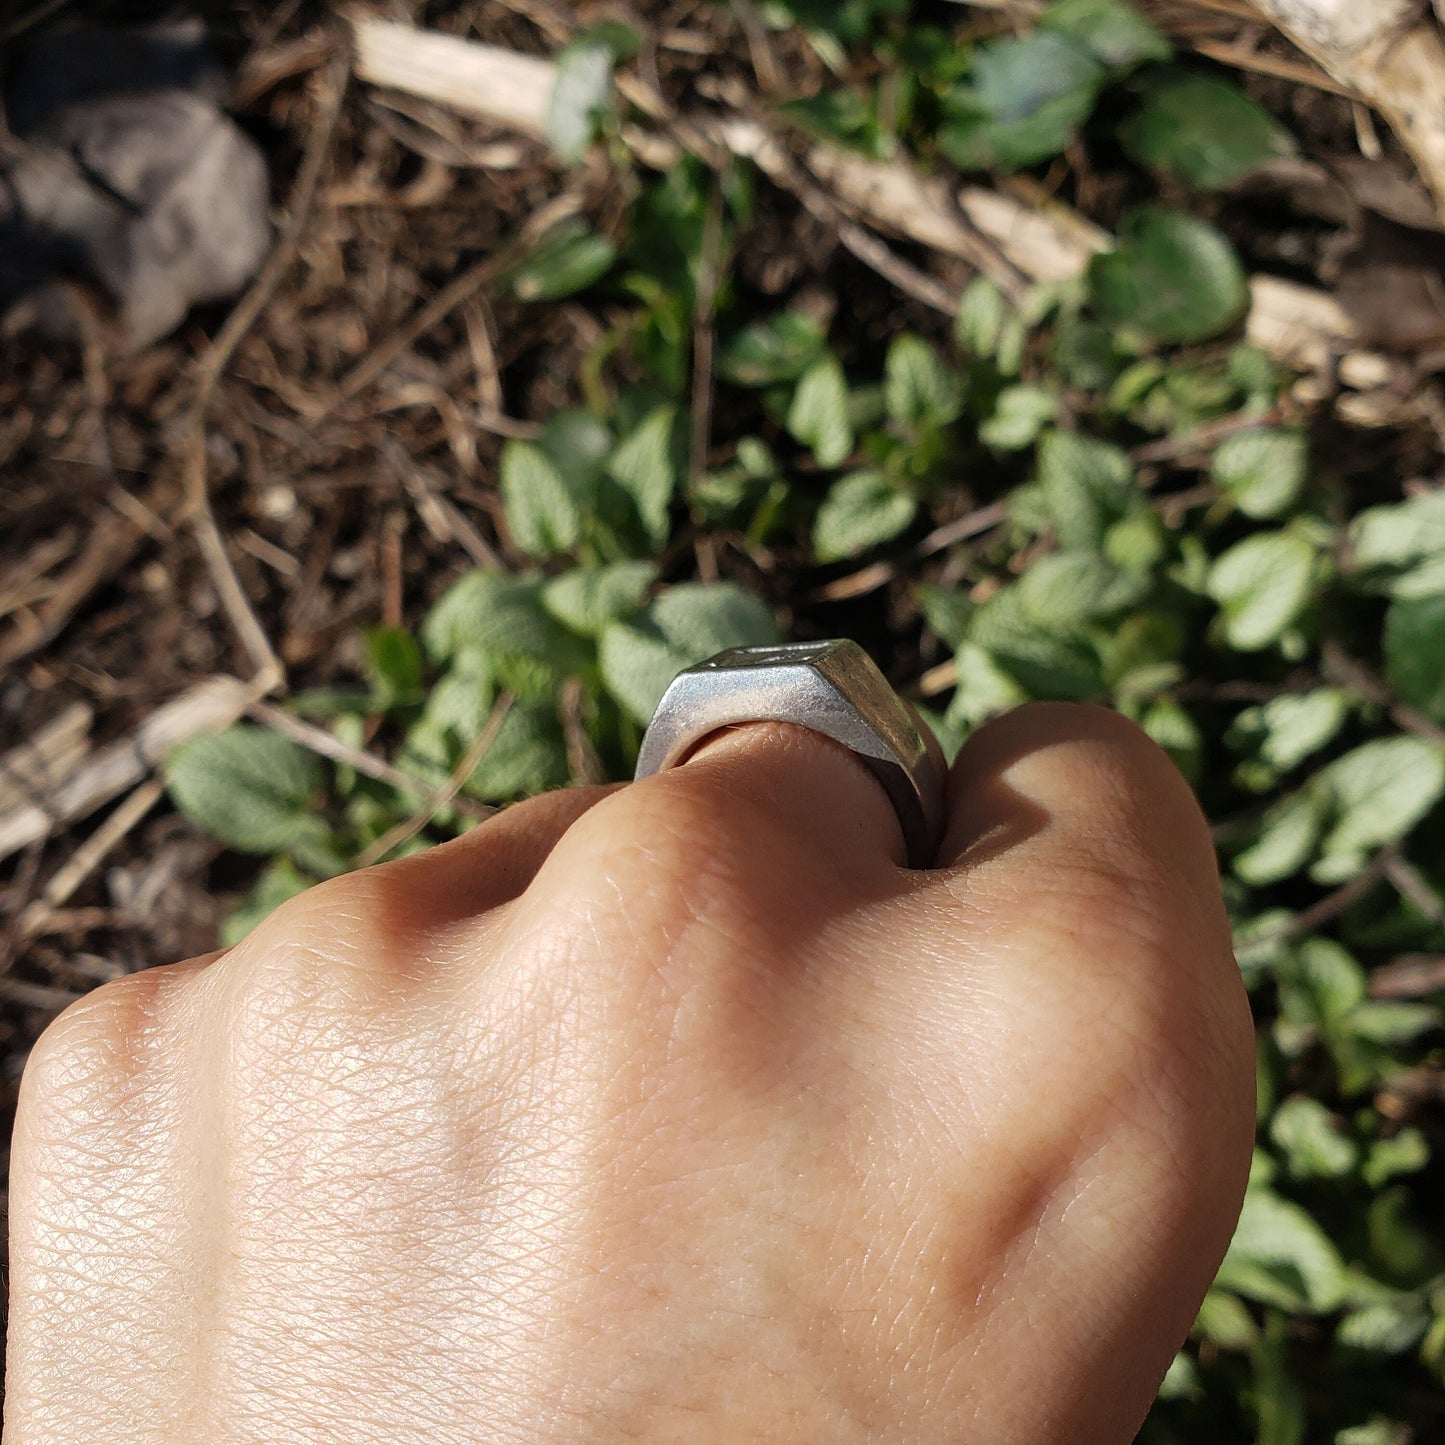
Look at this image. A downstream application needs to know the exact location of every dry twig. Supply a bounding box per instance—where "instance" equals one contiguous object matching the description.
[181,45,350,690]
[346,20,1373,375]
[353,694,511,868]
[0,676,262,862]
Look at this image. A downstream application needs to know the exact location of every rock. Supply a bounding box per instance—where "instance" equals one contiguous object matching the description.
[0,21,270,350]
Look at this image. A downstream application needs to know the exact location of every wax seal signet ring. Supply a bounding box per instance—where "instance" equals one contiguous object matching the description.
[634,639,946,868]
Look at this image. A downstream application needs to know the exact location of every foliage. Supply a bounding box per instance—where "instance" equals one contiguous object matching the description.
[166,1,1445,1439]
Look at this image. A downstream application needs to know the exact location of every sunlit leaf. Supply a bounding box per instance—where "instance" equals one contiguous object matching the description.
[1089,207,1249,343]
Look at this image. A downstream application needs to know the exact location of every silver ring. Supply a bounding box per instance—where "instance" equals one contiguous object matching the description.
[634,639,946,868]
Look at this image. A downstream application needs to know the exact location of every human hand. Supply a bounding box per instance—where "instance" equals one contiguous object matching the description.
[5,703,1253,1443]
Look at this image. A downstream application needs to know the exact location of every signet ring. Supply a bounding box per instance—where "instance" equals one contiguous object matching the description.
[634,639,947,869]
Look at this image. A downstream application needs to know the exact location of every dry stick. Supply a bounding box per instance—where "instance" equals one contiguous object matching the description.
[0,976,86,1013]
[0,518,145,671]
[730,0,786,93]
[1370,953,1445,1000]
[244,698,494,822]
[347,20,1373,373]
[383,439,503,567]
[335,188,584,401]
[353,694,512,869]
[1247,0,1445,217]
[181,48,350,691]
[1191,37,1361,99]
[1322,641,1445,749]
[0,675,260,862]
[15,777,166,941]
[690,176,728,491]
[1285,847,1395,939]
[1382,853,1445,926]
[917,500,1010,556]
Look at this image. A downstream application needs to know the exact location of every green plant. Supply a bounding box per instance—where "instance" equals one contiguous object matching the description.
[167,2,1445,1437]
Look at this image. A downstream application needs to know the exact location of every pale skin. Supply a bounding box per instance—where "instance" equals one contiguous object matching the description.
[5,703,1255,1443]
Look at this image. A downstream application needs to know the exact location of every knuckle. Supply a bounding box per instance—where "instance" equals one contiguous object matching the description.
[17,964,193,1127]
[546,768,782,921]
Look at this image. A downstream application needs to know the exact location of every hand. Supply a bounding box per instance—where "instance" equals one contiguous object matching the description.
[5,704,1254,1443]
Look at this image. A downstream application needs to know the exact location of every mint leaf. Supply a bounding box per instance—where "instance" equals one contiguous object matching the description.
[1208,530,1318,650]
[1122,71,1294,189]
[813,469,918,562]
[167,725,328,856]
[500,439,582,558]
[1089,207,1249,344]
[788,355,854,468]
[1214,429,1308,520]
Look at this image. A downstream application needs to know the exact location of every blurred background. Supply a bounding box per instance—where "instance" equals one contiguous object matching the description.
[2,0,1444,1437]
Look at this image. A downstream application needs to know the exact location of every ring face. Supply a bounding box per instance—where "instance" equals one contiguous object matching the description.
[634,639,945,868]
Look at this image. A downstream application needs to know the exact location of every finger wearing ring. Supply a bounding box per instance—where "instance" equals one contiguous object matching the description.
[635,639,946,869]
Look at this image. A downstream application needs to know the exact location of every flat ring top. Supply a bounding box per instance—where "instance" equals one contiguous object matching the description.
[634,639,946,868]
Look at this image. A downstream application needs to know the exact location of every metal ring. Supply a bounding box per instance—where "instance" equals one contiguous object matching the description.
[634,639,946,868]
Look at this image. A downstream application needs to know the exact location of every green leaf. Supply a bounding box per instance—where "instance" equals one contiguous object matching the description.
[464,701,569,801]
[219,858,316,947]
[1088,207,1249,344]
[547,40,614,164]
[1348,1000,1440,1047]
[1017,550,1148,627]
[718,310,827,386]
[167,725,328,856]
[600,583,779,725]
[1141,697,1203,782]
[942,640,1029,730]
[1337,1296,1430,1356]
[607,405,683,550]
[1035,430,1138,550]
[598,621,686,726]
[813,469,918,562]
[788,355,854,468]
[537,409,614,498]
[1335,1420,1415,1445]
[968,581,1104,699]
[1228,689,1349,780]
[506,220,617,302]
[979,384,1058,450]
[364,626,423,710]
[1193,1288,1260,1351]
[1385,593,1445,722]
[1363,1128,1430,1189]
[1208,530,1318,651]
[421,569,589,676]
[1233,789,1325,886]
[1040,0,1172,71]
[941,31,1105,171]
[1282,937,1368,1028]
[500,439,582,558]
[1252,1313,1308,1445]
[1313,737,1445,882]
[1121,71,1294,188]
[1350,488,1445,580]
[1214,429,1308,520]
[541,562,656,637]
[651,581,778,658]
[1216,1187,1348,1314]
[883,334,961,429]
[955,276,1008,358]
[1269,1096,1358,1179]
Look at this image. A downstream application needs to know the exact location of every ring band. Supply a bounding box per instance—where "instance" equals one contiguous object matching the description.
[634,639,946,868]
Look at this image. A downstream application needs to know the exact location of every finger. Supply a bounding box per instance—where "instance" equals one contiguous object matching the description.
[915,703,1254,1436]
[347,782,624,928]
